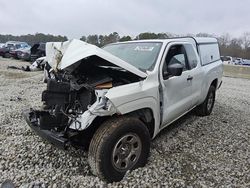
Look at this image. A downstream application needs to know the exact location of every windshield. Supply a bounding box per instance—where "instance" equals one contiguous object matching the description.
[7,44,14,48]
[103,42,162,71]
[20,43,29,48]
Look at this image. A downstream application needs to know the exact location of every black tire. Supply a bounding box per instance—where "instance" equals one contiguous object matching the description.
[88,116,150,182]
[196,85,216,116]
[4,52,11,58]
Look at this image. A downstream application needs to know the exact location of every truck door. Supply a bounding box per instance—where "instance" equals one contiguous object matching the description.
[160,43,194,126]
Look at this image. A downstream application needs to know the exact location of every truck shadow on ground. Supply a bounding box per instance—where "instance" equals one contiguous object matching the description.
[154,109,199,139]
[150,102,229,155]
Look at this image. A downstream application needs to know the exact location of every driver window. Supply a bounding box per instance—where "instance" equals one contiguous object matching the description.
[169,54,186,68]
[163,45,188,75]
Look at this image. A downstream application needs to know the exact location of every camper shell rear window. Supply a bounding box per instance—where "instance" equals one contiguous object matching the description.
[198,43,220,66]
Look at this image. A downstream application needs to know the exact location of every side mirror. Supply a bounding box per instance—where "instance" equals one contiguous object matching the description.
[167,63,184,77]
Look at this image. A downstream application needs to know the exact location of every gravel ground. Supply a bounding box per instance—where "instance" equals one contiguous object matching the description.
[0,57,249,187]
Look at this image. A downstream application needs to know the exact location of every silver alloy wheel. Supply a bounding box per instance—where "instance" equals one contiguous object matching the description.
[207,92,214,111]
[112,133,142,172]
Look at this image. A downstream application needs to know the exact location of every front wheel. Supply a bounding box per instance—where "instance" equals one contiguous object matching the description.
[88,117,150,182]
[4,52,11,58]
[196,85,216,116]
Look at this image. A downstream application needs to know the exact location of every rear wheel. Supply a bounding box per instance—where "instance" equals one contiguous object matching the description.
[88,116,150,182]
[196,85,216,116]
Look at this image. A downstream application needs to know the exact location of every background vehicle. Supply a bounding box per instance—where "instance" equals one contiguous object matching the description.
[30,43,46,61]
[241,59,250,66]
[9,42,30,59]
[24,38,223,182]
[16,47,31,61]
[233,58,244,65]
[0,41,29,58]
[0,41,17,58]
[221,56,233,64]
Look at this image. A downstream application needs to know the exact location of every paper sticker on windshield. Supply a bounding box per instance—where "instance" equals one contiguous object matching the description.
[134,46,154,51]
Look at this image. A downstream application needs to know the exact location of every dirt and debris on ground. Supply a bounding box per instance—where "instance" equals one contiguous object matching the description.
[0,58,249,187]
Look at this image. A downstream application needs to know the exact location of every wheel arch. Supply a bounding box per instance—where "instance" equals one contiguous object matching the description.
[125,108,155,138]
[210,78,218,89]
[76,97,159,149]
[91,107,156,139]
[200,78,218,104]
[112,97,160,138]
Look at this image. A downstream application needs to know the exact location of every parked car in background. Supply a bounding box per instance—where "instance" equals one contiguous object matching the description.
[233,58,244,65]
[241,59,250,66]
[17,47,31,61]
[220,57,250,66]
[221,56,233,64]
[0,41,17,58]
[30,43,46,61]
[9,42,30,59]
[0,41,29,58]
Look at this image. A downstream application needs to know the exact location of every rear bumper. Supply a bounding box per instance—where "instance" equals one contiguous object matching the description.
[23,109,70,149]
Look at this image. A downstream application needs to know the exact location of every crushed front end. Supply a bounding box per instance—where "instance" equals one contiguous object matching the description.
[23,69,118,149]
[23,76,95,149]
[23,39,145,149]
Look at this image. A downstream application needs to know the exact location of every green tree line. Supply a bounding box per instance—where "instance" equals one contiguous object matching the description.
[0,33,68,46]
[1,32,250,59]
[80,32,172,47]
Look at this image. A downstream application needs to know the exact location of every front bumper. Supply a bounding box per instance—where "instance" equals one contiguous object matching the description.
[23,109,70,149]
[19,53,30,61]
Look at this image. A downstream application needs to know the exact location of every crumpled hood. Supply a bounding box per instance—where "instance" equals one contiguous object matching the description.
[45,39,147,78]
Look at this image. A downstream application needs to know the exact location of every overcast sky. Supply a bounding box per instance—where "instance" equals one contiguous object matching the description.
[0,0,249,39]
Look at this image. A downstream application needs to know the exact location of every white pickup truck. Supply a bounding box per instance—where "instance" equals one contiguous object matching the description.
[23,37,223,182]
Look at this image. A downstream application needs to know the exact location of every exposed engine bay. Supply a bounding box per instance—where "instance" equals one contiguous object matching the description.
[41,55,142,130]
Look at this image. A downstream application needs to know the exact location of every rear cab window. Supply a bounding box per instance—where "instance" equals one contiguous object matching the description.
[184,44,199,69]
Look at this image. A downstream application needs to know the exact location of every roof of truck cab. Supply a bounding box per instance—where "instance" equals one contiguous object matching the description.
[193,37,218,44]
[109,37,218,45]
